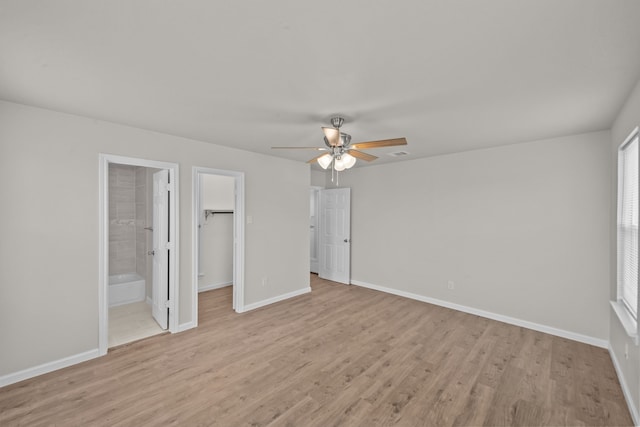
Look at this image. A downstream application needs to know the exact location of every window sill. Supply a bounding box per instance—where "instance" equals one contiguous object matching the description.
[611,300,639,345]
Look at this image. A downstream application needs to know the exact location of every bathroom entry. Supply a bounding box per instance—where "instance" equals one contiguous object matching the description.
[98,154,179,354]
[107,164,167,347]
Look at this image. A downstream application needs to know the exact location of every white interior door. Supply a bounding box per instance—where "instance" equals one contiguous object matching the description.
[152,170,169,330]
[319,188,351,284]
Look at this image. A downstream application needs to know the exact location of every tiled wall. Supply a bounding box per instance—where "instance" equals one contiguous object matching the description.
[144,169,159,298]
[109,164,136,275]
[135,166,147,279]
[109,164,152,281]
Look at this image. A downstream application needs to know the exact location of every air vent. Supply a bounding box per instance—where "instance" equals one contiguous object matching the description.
[388,151,410,157]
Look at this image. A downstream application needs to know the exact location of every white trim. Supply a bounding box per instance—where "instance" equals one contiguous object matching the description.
[350,279,608,348]
[98,154,180,356]
[309,186,322,275]
[199,281,233,292]
[192,169,200,325]
[620,126,640,150]
[611,300,640,344]
[0,349,100,388]
[192,167,246,323]
[98,155,108,355]
[176,321,197,333]
[169,166,180,334]
[609,344,640,426]
[239,287,311,313]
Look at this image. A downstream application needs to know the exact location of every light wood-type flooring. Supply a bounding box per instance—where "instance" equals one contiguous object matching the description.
[0,275,633,426]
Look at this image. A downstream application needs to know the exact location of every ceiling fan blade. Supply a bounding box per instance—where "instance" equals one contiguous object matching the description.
[348,149,378,162]
[322,127,341,146]
[350,137,407,150]
[271,146,327,150]
[306,153,330,164]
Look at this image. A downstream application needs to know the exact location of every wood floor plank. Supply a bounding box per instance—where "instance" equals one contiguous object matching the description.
[0,274,633,426]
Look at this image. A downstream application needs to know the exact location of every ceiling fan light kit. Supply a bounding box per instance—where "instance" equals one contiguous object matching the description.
[333,152,357,171]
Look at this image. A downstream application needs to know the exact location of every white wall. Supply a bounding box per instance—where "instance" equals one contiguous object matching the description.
[338,130,611,341]
[202,174,235,211]
[199,174,234,290]
[610,77,640,421]
[199,213,234,290]
[310,170,326,187]
[0,100,310,378]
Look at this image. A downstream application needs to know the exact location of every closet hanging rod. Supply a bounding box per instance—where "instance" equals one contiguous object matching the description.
[204,210,234,220]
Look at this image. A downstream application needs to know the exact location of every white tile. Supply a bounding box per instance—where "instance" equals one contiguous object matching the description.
[108,302,164,348]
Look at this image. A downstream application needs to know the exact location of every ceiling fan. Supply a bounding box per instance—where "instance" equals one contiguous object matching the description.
[272,116,408,172]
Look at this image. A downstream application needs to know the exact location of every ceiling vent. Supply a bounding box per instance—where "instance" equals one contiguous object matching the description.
[388,151,410,157]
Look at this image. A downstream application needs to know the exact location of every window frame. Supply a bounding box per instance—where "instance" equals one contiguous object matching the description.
[614,126,640,343]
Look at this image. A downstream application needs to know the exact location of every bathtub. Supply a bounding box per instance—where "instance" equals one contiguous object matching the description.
[109,273,146,307]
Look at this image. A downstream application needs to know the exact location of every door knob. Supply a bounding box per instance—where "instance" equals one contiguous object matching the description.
[148,250,155,256]
[344,239,350,243]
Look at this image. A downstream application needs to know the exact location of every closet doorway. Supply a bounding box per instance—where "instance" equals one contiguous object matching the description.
[192,167,245,322]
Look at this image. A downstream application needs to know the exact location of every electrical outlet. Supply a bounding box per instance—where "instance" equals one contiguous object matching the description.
[447,280,455,290]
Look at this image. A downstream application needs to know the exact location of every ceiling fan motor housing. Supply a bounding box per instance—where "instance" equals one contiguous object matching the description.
[323,132,351,148]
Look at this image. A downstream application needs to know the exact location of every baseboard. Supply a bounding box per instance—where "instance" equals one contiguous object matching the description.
[198,281,232,293]
[0,348,101,388]
[176,321,197,333]
[240,287,311,313]
[350,279,608,349]
[609,344,639,425]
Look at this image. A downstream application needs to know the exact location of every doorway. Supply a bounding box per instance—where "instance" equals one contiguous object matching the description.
[98,154,179,355]
[192,167,245,322]
[198,174,234,292]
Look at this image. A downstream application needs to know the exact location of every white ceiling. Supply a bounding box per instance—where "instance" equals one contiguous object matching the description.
[2,1,640,168]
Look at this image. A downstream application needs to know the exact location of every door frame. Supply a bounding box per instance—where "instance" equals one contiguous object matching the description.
[98,154,179,356]
[192,167,245,319]
[310,186,323,274]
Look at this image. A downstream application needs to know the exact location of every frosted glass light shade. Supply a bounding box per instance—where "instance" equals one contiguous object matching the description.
[334,156,347,171]
[317,154,333,169]
[341,153,356,169]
